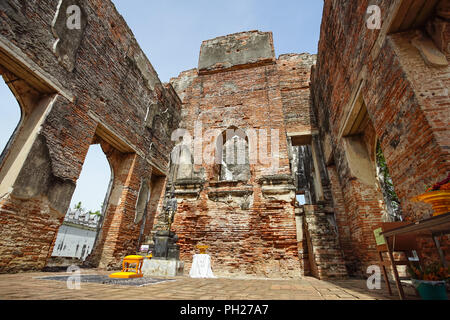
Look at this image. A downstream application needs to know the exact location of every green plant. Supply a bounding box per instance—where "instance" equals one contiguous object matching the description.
[88,210,101,216]
[376,141,402,220]
[74,201,83,210]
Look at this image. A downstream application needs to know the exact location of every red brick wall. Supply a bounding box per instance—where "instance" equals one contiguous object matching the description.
[312,0,450,275]
[327,166,356,272]
[169,48,317,277]
[367,31,450,221]
[0,0,181,272]
[0,197,64,272]
[277,54,317,133]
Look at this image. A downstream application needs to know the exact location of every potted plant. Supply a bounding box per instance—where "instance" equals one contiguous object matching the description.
[412,173,450,216]
[408,262,449,300]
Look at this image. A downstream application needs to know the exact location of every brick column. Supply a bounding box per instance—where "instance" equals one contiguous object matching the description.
[87,151,144,270]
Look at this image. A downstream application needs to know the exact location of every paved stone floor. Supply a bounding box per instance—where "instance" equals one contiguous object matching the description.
[0,269,420,300]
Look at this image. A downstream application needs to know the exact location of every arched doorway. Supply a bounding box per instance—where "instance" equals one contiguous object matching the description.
[0,77,23,168]
[50,143,112,264]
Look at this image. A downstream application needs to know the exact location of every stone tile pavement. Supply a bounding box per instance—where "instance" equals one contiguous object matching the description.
[0,269,420,300]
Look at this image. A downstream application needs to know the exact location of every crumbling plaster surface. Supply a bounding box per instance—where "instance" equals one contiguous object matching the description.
[198,31,276,74]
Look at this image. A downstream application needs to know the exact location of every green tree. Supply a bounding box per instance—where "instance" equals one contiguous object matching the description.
[88,210,101,216]
[376,141,402,221]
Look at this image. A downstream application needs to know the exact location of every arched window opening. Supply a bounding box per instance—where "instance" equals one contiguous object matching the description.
[0,79,22,165]
[51,144,112,262]
[376,140,402,222]
[216,127,250,182]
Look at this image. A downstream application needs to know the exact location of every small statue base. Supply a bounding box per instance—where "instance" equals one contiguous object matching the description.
[148,231,181,260]
[142,259,184,277]
[143,230,183,277]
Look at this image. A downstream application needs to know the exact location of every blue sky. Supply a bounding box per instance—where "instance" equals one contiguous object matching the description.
[0,1,323,212]
[112,0,324,82]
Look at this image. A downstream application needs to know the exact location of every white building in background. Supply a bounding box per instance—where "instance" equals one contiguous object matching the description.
[51,209,101,261]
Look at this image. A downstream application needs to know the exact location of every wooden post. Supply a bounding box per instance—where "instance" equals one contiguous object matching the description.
[432,235,448,268]
[385,235,405,300]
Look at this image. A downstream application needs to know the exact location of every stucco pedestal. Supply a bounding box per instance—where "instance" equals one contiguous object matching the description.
[142,259,184,277]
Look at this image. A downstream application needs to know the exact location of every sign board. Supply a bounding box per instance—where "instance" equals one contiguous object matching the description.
[373,228,386,246]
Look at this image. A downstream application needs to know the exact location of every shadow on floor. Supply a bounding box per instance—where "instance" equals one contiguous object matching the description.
[324,278,422,300]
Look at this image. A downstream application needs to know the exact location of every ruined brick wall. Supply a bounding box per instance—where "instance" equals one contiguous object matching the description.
[303,205,348,279]
[0,0,181,272]
[168,31,316,278]
[327,166,357,273]
[312,0,450,275]
[277,53,317,135]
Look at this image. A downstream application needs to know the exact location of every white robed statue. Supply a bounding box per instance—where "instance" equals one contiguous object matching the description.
[189,245,217,279]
